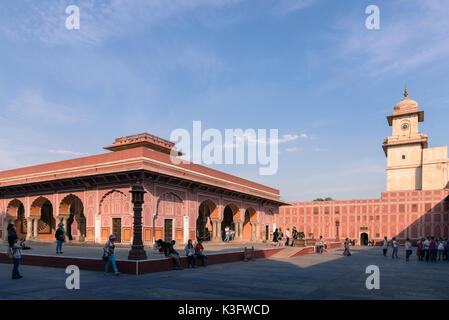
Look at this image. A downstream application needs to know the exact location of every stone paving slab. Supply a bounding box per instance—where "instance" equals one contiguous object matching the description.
[1,246,448,299]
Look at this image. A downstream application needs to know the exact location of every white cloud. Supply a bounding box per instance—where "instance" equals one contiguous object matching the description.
[333,0,449,78]
[5,91,85,124]
[48,149,89,156]
[286,147,297,152]
[270,0,317,16]
[0,0,245,46]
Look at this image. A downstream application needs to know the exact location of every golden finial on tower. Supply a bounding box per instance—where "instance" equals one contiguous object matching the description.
[404,87,408,98]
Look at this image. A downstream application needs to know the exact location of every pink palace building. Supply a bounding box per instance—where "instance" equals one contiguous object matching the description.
[1,91,448,246]
[0,133,287,244]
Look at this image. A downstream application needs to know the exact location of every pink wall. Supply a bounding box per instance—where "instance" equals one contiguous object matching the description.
[279,190,449,243]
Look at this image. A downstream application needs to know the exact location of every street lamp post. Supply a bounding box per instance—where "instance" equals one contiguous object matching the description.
[128,182,147,260]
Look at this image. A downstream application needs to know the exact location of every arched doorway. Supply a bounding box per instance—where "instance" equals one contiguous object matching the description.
[31,197,55,240]
[360,233,369,246]
[196,200,217,242]
[242,207,256,241]
[99,190,132,243]
[6,199,27,239]
[59,194,86,241]
[221,204,239,241]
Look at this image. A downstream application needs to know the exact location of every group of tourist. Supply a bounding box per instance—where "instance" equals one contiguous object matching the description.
[272,227,299,247]
[381,236,449,262]
[154,238,208,270]
[415,237,449,262]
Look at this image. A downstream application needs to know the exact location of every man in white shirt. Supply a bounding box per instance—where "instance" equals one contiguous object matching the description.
[405,238,413,261]
[392,237,399,259]
[317,236,325,254]
[423,237,430,262]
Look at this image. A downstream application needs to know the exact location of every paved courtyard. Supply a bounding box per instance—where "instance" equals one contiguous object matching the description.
[1,246,448,300]
[0,240,273,260]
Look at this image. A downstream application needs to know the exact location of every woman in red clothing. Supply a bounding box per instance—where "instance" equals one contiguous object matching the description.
[195,240,208,267]
[416,239,423,261]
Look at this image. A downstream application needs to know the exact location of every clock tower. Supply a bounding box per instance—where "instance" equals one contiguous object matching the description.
[383,89,428,191]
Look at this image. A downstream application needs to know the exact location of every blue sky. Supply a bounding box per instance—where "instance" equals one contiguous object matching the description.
[1,0,449,202]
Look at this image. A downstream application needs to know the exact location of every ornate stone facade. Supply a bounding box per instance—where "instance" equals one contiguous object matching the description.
[0,133,284,243]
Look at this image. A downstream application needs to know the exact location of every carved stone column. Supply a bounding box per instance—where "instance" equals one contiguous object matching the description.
[26,218,33,240]
[237,221,243,241]
[78,218,86,242]
[33,218,39,240]
[128,182,147,260]
[250,222,255,241]
[211,219,220,242]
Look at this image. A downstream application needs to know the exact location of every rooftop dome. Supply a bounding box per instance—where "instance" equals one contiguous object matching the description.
[394,88,418,111]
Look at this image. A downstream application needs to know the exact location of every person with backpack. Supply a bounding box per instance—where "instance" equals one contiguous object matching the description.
[104,234,120,275]
[11,238,23,279]
[7,223,17,249]
[382,236,388,257]
[55,222,65,254]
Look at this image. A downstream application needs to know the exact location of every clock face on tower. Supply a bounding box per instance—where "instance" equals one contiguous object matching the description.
[401,123,409,131]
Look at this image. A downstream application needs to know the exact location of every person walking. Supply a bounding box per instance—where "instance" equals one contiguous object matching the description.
[343,238,351,256]
[437,238,445,262]
[291,227,297,247]
[195,240,208,267]
[11,238,23,280]
[7,223,18,249]
[104,234,120,275]
[405,238,412,261]
[317,236,324,254]
[285,228,291,247]
[429,237,436,263]
[272,228,279,244]
[382,236,388,257]
[55,222,65,254]
[185,239,196,268]
[391,237,399,259]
